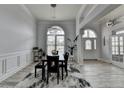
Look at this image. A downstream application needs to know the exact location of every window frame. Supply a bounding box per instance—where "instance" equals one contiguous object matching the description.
[112,34,124,62]
[47,26,65,55]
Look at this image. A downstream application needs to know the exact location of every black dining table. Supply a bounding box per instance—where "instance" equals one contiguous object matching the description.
[41,55,65,66]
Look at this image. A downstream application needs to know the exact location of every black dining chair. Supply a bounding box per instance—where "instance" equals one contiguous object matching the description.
[34,49,46,80]
[35,62,46,80]
[46,55,60,84]
[60,52,69,80]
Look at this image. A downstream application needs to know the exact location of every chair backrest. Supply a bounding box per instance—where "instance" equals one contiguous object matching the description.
[47,55,59,70]
[64,52,69,63]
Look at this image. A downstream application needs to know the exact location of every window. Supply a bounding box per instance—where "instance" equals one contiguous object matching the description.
[47,26,64,55]
[116,30,124,35]
[85,40,92,50]
[82,29,97,50]
[94,40,96,49]
[82,29,96,38]
[112,35,124,62]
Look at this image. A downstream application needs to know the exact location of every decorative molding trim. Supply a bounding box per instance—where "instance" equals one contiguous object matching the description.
[0,50,33,83]
[20,5,35,20]
[0,49,31,58]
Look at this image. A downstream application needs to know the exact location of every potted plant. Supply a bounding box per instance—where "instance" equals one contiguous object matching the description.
[67,35,79,56]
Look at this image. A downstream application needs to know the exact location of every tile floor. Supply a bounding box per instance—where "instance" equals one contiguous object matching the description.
[1,61,124,88]
[82,61,124,88]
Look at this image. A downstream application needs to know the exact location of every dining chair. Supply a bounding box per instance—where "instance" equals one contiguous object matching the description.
[60,52,69,80]
[34,49,46,80]
[35,62,46,80]
[46,55,60,84]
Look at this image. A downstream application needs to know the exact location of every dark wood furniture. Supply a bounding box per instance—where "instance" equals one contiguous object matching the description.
[41,55,65,84]
[34,48,46,80]
[35,55,66,84]
[46,55,60,84]
[33,47,39,62]
[60,52,69,80]
[35,63,46,80]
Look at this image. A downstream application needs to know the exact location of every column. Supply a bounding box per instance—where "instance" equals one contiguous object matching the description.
[77,29,84,64]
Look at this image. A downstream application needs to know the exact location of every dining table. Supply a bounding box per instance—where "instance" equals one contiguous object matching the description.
[41,55,65,65]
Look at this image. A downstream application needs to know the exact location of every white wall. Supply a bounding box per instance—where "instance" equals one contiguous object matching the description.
[100,22,112,63]
[0,5,36,82]
[100,22,124,67]
[37,20,76,53]
[100,5,124,67]
[0,5,36,54]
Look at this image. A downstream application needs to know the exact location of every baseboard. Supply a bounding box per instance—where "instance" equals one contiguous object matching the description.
[84,59,98,61]
[98,58,112,64]
[98,58,124,69]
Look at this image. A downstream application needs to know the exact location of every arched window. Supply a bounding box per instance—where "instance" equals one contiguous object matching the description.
[82,29,97,50]
[47,26,65,55]
[82,29,96,38]
[116,30,124,35]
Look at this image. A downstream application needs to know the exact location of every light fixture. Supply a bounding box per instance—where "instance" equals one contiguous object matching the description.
[51,4,56,8]
[48,4,57,34]
[50,4,57,19]
[106,20,115,27]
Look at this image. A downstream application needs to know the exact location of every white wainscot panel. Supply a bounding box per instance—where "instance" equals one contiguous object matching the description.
[6,56,18,73]
[0,50,32,82]
[26,53,32,64]
[20,54,27,67]
[26,54,29,64]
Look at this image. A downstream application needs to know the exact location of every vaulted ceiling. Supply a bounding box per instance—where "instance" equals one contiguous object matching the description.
[25,4,82,21]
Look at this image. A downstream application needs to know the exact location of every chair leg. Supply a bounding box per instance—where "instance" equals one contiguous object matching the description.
[62,67,63,80]
[35,68,37,78]
[57,71,59,84]
[42,68,45,80]
[47,72,49,84]
[44,68,46,80]
[65,67,68,76]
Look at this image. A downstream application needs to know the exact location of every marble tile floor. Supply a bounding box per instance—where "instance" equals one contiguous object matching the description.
[1,61,124,88]
[0,63,37,88]
[82,61,124,88]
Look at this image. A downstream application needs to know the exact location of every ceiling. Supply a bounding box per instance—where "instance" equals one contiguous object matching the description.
[97,4,122,23]
[25,4,82,21]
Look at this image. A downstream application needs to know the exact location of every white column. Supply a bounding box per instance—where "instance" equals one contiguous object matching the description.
[77,30,84,64]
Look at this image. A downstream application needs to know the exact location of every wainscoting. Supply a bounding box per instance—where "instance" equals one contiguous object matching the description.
[0,50,33,82]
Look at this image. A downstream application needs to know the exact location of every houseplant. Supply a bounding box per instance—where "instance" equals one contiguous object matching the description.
[67,35,79,55]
